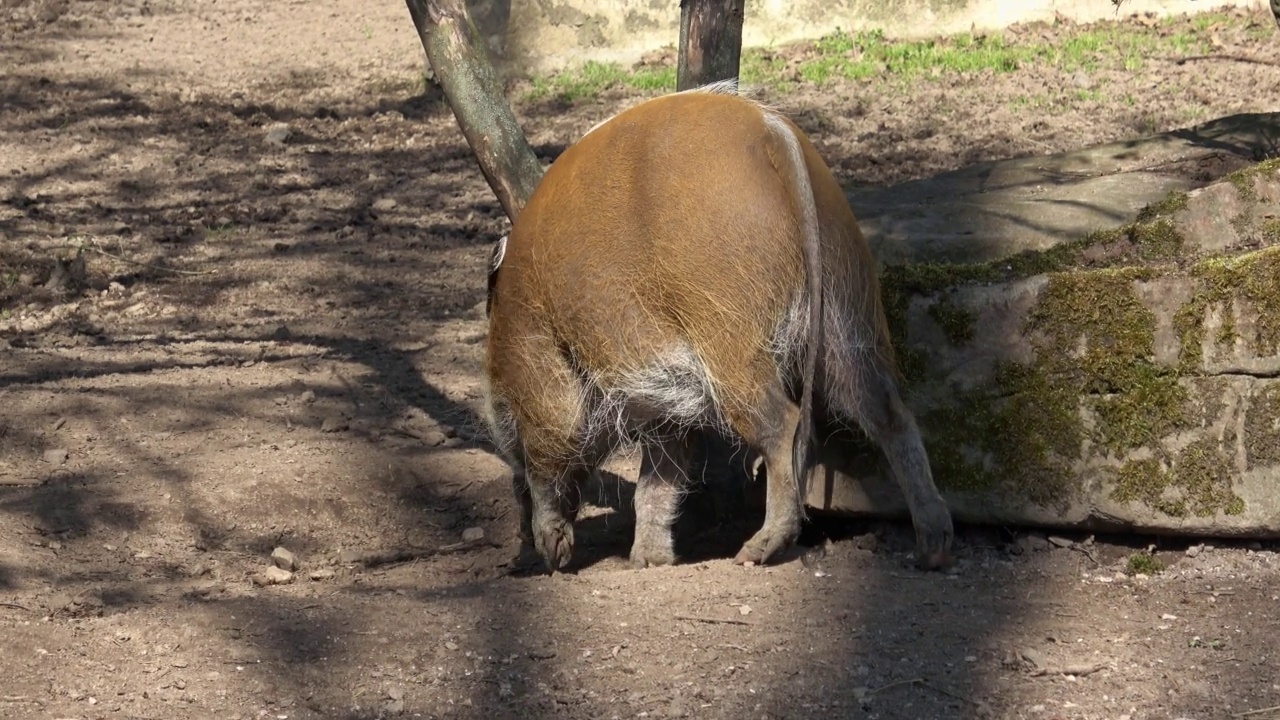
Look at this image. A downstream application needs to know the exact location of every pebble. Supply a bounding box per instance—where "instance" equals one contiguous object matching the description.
[264,123,292,146]
[299,390,317,404]
[309,568,335,581]
[42,448,69,465]
[372,197,398,211]
[320,416,348,433]
[270,546,297,571]
[253,566,294,586]
[461,527,485,543]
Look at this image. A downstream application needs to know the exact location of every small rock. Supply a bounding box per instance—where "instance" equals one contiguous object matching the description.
[1047,535,1073,548]
[444,640,459,651]
[320,416,348,433]
[1019,533,1051,552]
[737,604,751,616]
[47,592,74,612]
[264,123,292,146]
[387,686,404,701]
[299,389,317,404]
[336,549,362,565]
[52,417,67,431]
[48,540,62,551]
[253,566,294,586]
[372,197,398,211]
[42,448,69,465]
[420,429,447,447]
[270,546,297,571]
[309,568,335,581]
[1019,648,1047,668]
[461,527,485,543]
[1186,544,1203,558]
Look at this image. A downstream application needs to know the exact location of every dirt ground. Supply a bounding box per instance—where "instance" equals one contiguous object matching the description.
[3,1,1280,719]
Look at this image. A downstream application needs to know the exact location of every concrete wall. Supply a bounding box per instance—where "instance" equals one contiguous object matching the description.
[465,0,1266,75]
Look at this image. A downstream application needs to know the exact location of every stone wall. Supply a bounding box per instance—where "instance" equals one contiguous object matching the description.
[808,159,1280,537]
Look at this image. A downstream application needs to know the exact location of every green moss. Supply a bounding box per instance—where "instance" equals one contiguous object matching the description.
[1135,190,1189,223]
[1264,219,1280,245]
[1175,246,1280,369]
[1244,384,1280,467]
[1093,365,1187,452]
[879,215,1182,305]
[1111,438,1244,518]
[926,295,976,345]
[914,267,1181,508]
[1223,157,1280,203]
[873,165,1280,513]
[1126,551,1166,575]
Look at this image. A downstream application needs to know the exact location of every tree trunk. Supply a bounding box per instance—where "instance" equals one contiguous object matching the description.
[405,0,544,223]
[677,0,746,91]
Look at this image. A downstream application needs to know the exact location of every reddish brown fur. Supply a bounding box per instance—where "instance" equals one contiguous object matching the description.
[484,86,953,573]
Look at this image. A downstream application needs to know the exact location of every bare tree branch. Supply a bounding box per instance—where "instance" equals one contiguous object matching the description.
[405,0,544,222]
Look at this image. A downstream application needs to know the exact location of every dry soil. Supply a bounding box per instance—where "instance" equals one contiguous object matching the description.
[3,2,1280,719]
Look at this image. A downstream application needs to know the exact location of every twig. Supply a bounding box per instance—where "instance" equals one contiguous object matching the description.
[918,679,979,705]
[1031,661,1109,677]
[672,609,752,626]
[869,678,922,696]
[55,239,216,276]
[1234,705,1280,718]
[0,602,30,612]
[868,678,979,706]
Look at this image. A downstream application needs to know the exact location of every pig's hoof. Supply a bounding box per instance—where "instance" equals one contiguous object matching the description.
[629,539,676,569]
[734,521,798,566]
[533,516,574,573]
[914,501,955,571]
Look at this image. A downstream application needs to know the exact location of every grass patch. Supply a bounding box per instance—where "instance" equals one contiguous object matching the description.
[1126,551,1165,575]
[523,60,675,102]
[519,9,1234,102]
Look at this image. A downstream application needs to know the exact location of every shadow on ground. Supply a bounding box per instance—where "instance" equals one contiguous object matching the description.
[4,4,1280,716]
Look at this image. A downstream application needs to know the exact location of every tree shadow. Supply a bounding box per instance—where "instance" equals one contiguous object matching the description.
[4,9,1280,715]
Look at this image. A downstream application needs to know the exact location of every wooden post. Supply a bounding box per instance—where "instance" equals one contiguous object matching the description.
[405,0,544,222]
[677,0,746,91]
